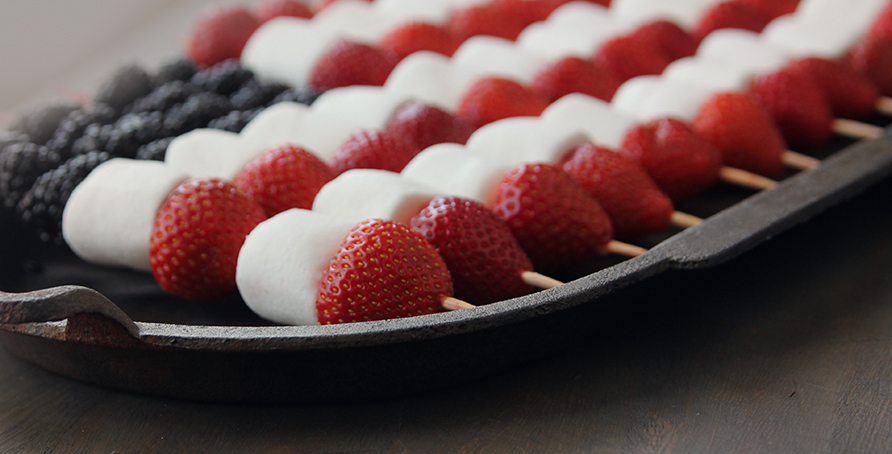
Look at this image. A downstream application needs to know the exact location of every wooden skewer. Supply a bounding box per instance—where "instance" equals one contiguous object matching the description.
[606,240,648,257]
[832,118,884,140]
[671,211,703,229]
[442,296,475,311]
[521,271,564,289]
[719,166,778,191]
[783,150,821,170]
[875,96,892,116]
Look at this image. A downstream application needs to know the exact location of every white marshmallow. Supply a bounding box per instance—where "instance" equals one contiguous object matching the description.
[663,57,753,91]
[311,86,412,130]
[242,102,361,162]
[385,52,468,111]
[762,14,865,59]
[312,0,389,43]
[465,117,591,167]
[241,17,339,88]
[165,129,256,180]
[402,143,510,206]
[62,159,188,272]
[611,0,720,29]
[634,78,718,122]
[236,209,356,325]
[697,29,791,75]
[452,36,547,85]
[610,75,661,118]
[541,94,637,149]
[312,169,441,224]
[516,3,623,59]
[797,0,887,35]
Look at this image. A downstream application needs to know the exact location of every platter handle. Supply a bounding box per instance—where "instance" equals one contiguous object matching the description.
[0,286,141,346]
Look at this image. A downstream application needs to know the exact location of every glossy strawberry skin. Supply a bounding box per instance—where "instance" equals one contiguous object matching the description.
[530,56,623,103]
[492,164,613,272]
[254,0,313,23]
[384,102,474,150]
[186,5,261,68]
[330,129,421,175]
[379,22,461,59]
[787,57,880,120]
[233,144,336,217]
[410,196,534,305]
[693,92,787,177]
[846,35,892,97]
[593,33,672,82]
[733,0,799,19]
[619,118,723,201]
[749,67,835,149]
[446,4,527,42]
[694,1,772,41]
[456,77,551,129]
[633,20,700,61]
[561,144,674,239]
[308,40,400,91]
[316,219,453,324]
[149,178,267,300]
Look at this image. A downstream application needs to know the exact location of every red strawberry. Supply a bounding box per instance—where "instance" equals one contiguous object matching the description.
[384,101,474,150]
[233,144,336,217]
[619,118,723,201]
[491,163,613,272]
[561,144,674,239]
[694,1,773,41]
[593,33,672,82]
[846,35,892,97]
[693,92,787,177]
[732,0,799,19]
[456,77,551,129]
[410,196,534,305]
[315,219,453,324]
[446,4,528,42]
[254,0,313,23]
[786,57,879,120]
[868,1,892,41]
[749,66,835,149]
[493,0,566,26]
[316,0,371,11]
[308,39,400,91]
[379,22,461,59]
[149,178,267,300]
[530,56,624,103]
[633,20,700,61]
[330,129,421,174]
[186,5,261,68]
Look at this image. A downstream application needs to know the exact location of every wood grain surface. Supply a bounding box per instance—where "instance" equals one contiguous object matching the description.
[1,177,891,453]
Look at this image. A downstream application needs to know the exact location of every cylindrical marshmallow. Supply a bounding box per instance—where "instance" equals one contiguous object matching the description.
[385,52,467,111]
[401,142,511,206]
[62,159,189,272]
[241,102,361,162]
[236,209,356,325]
[541,94,637,149]
[697,29,791,75]
[465,116,591,167]
[663,57,754,91]
[312,169,442,224]
[311,86,412,130]
[164,129,255,180]
[451,36,547,85]
[611,75,661,118]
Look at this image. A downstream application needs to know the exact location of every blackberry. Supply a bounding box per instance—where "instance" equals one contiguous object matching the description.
[135,136,175,161]
[190,60,254,96]
[269,86,321,106]
[207,108,262,133]
[0,142,62,209]
[104,111,166,158]
[94,65,156,113]
[70,123,112,156]
[163,92,234,136]
[125,81,198,115]
[10,103,81,145]
[155,58,199,84]
[17,151,111,244]
[230,80,289,110]
[46,103,117,158]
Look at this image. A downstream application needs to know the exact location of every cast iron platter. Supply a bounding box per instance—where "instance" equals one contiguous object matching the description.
[1,127,891,403]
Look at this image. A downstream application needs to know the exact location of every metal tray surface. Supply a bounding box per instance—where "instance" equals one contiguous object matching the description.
[1,128,891,403]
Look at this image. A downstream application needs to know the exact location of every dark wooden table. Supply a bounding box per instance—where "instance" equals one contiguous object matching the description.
[1,175,891,453]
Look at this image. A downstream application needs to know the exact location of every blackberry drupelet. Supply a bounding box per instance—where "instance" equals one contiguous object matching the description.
[190,60,254,96]
[269,86,321,106]
[207,108,262,133]
[10,103,81,145]
[125,81,198,115]
[0,141,62,209]
[46,104,117,158]
[70,123,112,156]
[94,65,156,113]
[17,151,112,244]
[163,92,234,135]
[104,111,166,158]
[135,137,175,161]
[155,58,199,85]
[230,80,289,110]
